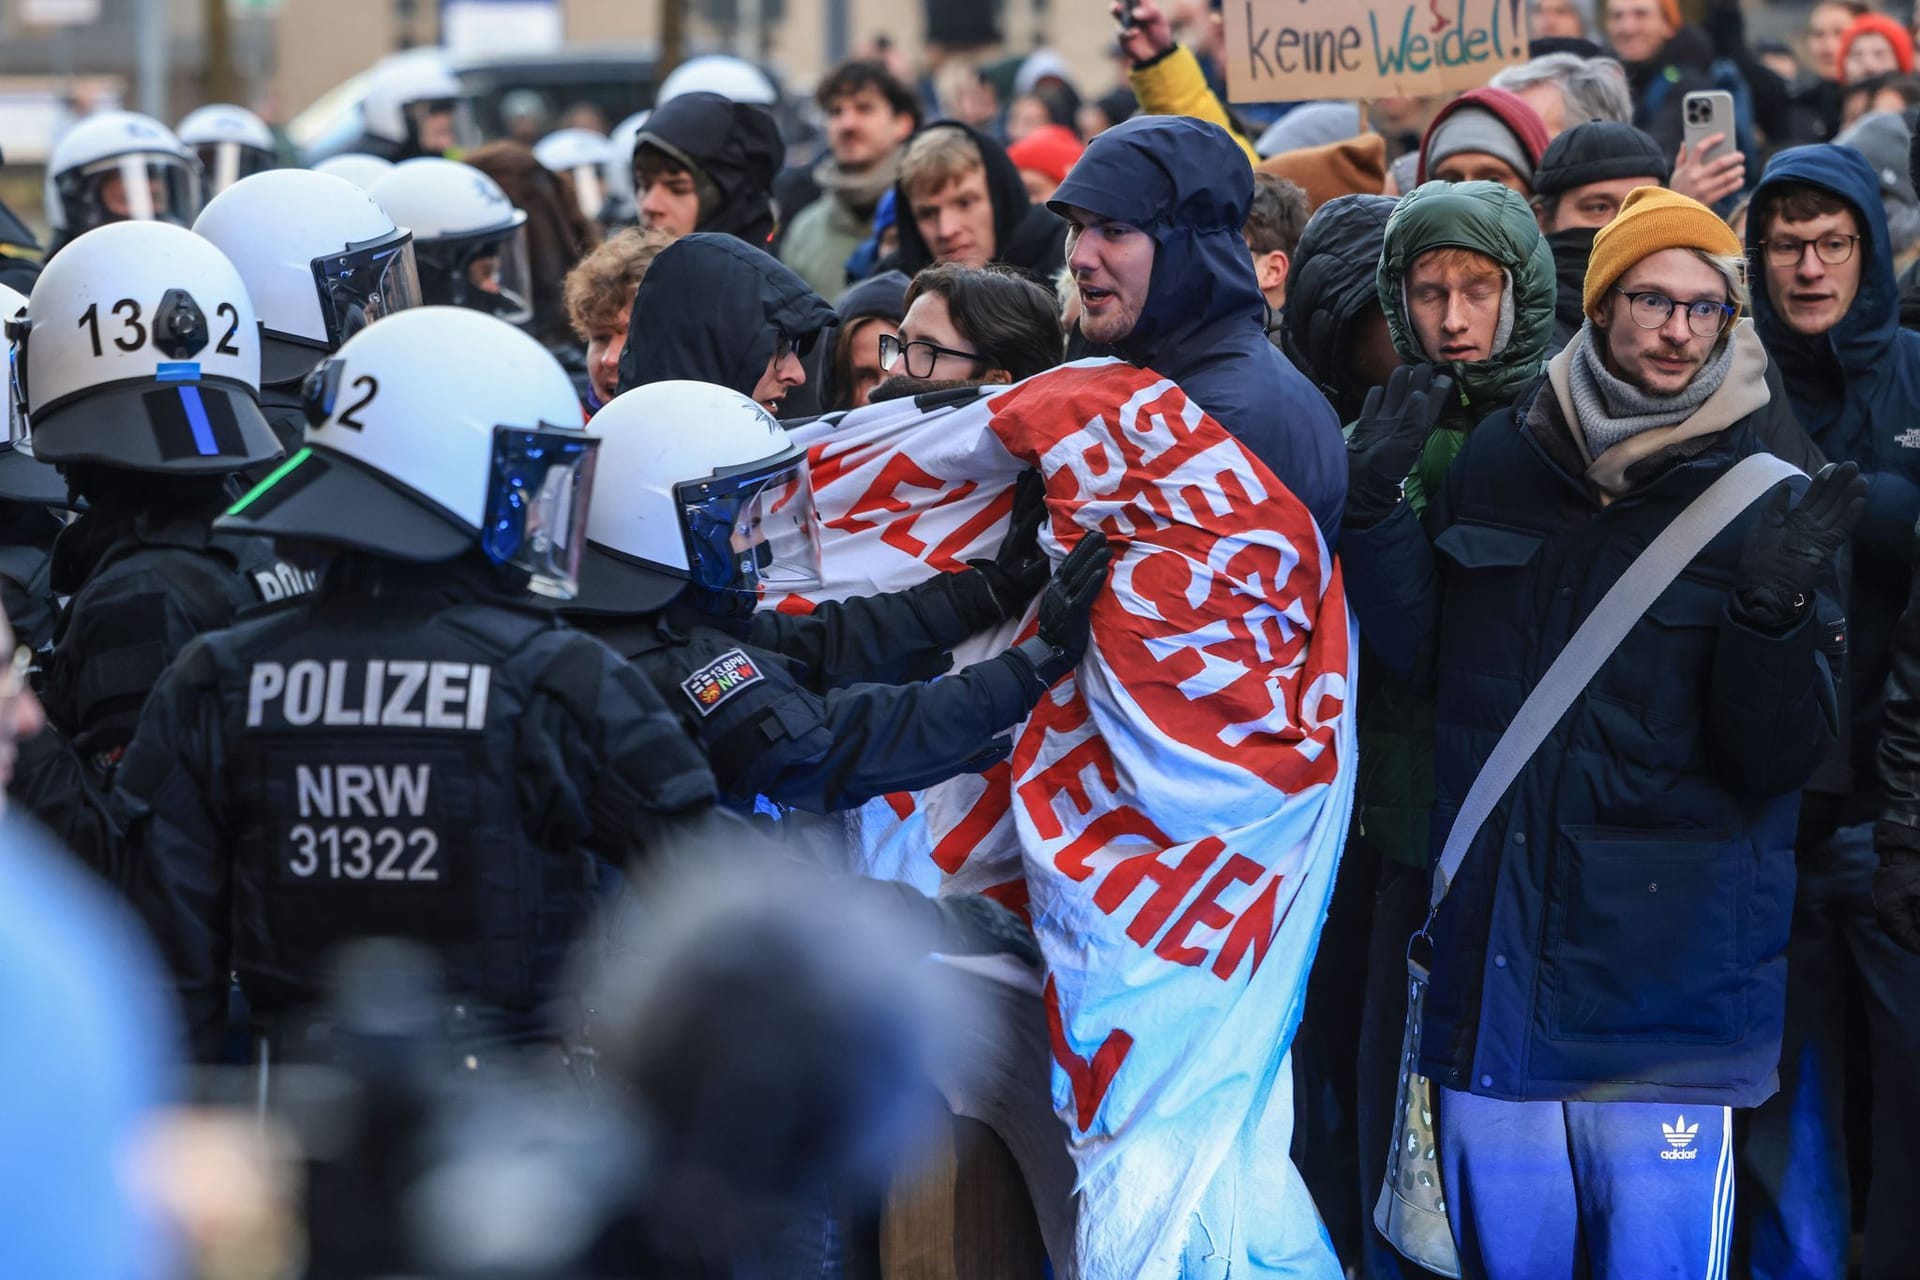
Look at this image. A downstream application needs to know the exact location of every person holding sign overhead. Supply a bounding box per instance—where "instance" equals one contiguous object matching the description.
[1111,0,1261,165]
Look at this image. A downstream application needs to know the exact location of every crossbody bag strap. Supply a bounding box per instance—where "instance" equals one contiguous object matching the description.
[1428,451,1803,912]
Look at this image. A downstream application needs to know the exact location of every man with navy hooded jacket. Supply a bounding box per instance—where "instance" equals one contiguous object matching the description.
[1048,116,1347,543]
[1741,142,1920,1280]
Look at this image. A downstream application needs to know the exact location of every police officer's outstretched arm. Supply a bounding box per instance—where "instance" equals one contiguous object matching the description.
[713,532,1111,812]
[746,470,1054,690]
[112,641,236,1058]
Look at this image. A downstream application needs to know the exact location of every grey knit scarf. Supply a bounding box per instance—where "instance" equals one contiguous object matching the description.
[1565,321,1736,460]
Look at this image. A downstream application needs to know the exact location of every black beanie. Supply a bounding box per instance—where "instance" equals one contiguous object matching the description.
[1532,120,1673,199]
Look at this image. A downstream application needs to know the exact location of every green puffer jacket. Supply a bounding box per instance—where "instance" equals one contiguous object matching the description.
[1359,180,1555,867]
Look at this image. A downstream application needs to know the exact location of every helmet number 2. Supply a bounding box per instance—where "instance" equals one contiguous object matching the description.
[336,375,378,430]
[214,302,242,356]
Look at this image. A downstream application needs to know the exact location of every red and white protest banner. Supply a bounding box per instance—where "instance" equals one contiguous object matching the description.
[781,360,1357,1277]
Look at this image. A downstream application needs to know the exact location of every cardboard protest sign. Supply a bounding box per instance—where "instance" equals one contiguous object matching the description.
[1225,0,1528,103]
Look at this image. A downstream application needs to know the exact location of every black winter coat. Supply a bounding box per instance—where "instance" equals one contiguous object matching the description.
[1282,194,1396,425]
[1342,349,1838,1105]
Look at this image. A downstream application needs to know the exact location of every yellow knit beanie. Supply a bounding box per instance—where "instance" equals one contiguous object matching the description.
[1583,186,1746,318]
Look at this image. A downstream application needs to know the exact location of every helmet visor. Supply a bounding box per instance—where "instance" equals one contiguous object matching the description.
[481,424,600,599]
[195,141,273,195]
[425,223,533,326]
[310,230,423,347]
[474,223,534,325]
[678,454,824,596]
[565,165,606,222]
[7,343,29,457]
[72,153,202,227]
[405,98,481,155]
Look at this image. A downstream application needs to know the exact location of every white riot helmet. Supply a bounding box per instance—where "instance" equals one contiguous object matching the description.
[534,128,613,223]
[360,50,475,156]
[10,221,280,475]
[0,283,69,505]
[369,158,533,325]
[656,56,779,106]
[602,111,650,225]
[219,308,597,597]
[45,111,203,237]
[573,380,821,613]
[176,103,276,195]
[194,169,422,386]
[312,153,395,192]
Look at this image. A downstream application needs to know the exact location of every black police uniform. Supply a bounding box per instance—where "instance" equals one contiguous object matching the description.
[574,569,1052,814]
[256,383,309,467]
[11,504,315,867]
[0,503,63,652]
[0,441,79,653]
[113,556,719,1060]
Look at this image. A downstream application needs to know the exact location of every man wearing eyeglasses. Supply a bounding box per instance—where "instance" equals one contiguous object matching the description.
[1740,144,1920,1280]
[1340,186,1862,1278]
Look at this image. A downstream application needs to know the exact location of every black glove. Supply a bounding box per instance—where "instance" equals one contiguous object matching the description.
[968,469,1051,618]
[1343,364,1453,529]
[1731,461,1867,632]
[928,893,1042,965]
[1873,821,1920,954]
[1012,530,1112,687]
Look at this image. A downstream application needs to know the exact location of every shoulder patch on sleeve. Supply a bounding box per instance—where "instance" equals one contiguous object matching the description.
[680,648,766,717]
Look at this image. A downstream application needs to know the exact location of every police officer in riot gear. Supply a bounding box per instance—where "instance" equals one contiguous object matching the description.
[114,307,718,1061]
[42,111,203,259]
[369,159,535,325]
[0,281,71,650]
[176,103,278,195]
[7,221,310,861]
[194,168,423,457]
[343,50,475,163]
[567,379,1110,813]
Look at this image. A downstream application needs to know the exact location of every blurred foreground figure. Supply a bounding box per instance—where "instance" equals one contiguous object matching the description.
[238,851,996,1279]
[0,593,177,1279]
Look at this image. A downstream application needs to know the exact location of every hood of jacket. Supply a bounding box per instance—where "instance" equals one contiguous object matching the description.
[617,232,836,399]
[890,121,1066,279]
[1378,180,1557,417]
[1748,143,1899,392]
[1415,86,1551,186]
[834,269,909,326]
[1047,114,1269,373]
[1282,193,1398,422]
[634,92,782,246]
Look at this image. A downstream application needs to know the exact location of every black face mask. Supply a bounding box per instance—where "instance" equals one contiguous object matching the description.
[1546,225,1601,329]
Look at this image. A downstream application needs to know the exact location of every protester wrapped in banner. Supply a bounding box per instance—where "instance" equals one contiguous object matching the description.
[777,358,1358,1278]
